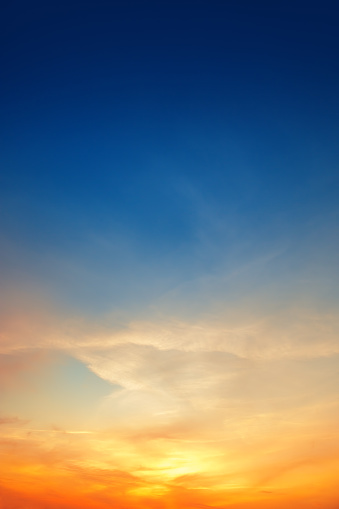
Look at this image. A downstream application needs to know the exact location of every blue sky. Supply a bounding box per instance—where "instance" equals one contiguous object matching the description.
[1,0,338,316]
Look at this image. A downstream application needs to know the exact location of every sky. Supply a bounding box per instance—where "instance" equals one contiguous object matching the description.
[1,1,339,508]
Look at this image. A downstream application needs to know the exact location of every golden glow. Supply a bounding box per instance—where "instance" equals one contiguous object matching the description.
[1,307,339,508]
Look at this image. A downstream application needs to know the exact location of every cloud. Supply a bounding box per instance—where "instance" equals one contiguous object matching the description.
[1,276,339,508]
[0,415,28,426]
[0,351,51,389]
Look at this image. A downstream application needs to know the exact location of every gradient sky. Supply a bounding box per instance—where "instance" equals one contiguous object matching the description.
[1,1,339,508]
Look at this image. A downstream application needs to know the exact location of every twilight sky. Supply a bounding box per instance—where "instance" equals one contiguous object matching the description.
[1,1,339,508]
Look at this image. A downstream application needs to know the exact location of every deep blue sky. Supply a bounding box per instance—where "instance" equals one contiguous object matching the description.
[1,0,339,313]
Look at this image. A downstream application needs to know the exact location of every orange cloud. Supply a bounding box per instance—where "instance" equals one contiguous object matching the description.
[0,351,51,390]
[1,284,339,508]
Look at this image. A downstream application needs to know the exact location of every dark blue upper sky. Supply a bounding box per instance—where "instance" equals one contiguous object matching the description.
[1,0,339,312]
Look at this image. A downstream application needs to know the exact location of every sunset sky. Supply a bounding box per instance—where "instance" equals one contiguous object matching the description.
[1,1,339,508]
